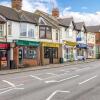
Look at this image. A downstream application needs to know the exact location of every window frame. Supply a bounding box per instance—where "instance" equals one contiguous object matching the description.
[0,24,4,37]
[39,25,52,39]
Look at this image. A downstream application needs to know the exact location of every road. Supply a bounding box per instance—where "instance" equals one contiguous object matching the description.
[0,60,100,100]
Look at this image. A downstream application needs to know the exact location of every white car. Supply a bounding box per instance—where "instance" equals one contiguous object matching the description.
[77,56,85,61]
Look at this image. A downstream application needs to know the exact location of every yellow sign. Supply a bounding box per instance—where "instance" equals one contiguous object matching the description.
[64,41,77,46]
[42,42,60,47]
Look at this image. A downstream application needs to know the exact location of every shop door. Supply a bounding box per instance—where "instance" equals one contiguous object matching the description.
[19,49,23,65]
[0,50,8,70]
[49,48,53,64]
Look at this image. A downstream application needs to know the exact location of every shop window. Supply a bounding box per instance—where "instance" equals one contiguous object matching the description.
[24,47,37,59]
[39,26,52,39]
[20,23,27,36]
[0,24,4,37]
[44,47,58,58]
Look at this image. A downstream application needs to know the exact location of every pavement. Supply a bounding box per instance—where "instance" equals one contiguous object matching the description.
[0,59,96,75]
[0,59,100,100]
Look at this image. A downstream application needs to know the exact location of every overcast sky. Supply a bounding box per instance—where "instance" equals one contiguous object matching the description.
[0,0,100,26]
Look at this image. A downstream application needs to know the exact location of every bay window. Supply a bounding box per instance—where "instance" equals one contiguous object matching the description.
[8,21,12,35]
[28,24,34,38]
[0,24,4,37]
[20,23,27,36]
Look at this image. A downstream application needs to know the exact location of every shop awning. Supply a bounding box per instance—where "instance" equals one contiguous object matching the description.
[15,40,40,47]
[77,43,87,49]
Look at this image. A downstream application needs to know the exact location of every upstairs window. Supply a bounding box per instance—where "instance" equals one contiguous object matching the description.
[20,23,27,36]
[0,24,4,37]
[39,26,52,39]
[56,30,59,40]
[28,25,34,38]
[8,21,12,35]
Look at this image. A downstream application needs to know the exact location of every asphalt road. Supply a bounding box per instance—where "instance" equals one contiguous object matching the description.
[0,60,100,100]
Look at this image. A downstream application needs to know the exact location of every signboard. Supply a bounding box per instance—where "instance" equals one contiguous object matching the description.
[64,41,77,46]
[16,40,40,47]
[42,42,60,47]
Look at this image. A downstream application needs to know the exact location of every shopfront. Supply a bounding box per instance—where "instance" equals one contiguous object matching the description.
[87,43,95,58]
[0,43,10,70]
[63,41,77,62]
[77,43,87,58]
[14,40,40,68]
[41,42,62,65]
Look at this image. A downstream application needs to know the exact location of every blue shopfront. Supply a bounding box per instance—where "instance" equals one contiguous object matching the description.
[76,43,88,58]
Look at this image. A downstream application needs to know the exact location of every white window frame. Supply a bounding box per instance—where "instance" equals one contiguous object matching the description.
[20,23,27,37]
[0,24,4,37]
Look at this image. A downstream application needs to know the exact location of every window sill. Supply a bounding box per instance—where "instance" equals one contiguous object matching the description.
[19,36,35,39]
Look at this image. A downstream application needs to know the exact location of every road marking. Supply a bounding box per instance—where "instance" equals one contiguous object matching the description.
[45,75,79,83]
[46,90,70,100]
[0,84,24,91]
[0,84,24,95]
[30,75,43,80]
[79,75,97,85]
[76,67,90,72]
[2,80,16,87]
[47,73,58,76]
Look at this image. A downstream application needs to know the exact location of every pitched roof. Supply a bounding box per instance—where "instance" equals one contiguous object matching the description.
[86,26,100,33]
[75,22,85,31]
[34,10,60,29]
[0,5,38,24]
[0,16,6,23]
[58,17,74,27]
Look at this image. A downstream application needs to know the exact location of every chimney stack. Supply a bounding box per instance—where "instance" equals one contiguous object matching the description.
[52,8,59,17]
[11,0,22,10]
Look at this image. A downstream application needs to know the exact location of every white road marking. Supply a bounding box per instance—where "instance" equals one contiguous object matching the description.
[79,75,97,85]
[46,90,70,100]
[30,75,43,80]
[0,84,24,95]
[45,75,79,83]
[2,80,16,87]
[76,67,90,72]
[47,73,58,76]
[0,84,24,91]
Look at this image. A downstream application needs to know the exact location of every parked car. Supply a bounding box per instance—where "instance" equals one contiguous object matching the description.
[77,56,86,61]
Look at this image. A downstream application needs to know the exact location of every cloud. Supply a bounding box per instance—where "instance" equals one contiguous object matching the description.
[62,8,100,26]
[81,6,88,10]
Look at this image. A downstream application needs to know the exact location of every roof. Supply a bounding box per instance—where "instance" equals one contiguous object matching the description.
[0,16,6,23]
[58,17,74,27]
[0,5,38,24]
[34,10,60,29]
[75,22,85,31]
[86,26,100,33]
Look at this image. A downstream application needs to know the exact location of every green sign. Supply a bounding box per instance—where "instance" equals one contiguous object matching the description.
[16,40,40,47]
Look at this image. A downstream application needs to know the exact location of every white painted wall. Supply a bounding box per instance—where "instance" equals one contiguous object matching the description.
[7,20,38,42]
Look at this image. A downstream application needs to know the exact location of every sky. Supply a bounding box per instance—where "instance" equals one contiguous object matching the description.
[0,0,100,26]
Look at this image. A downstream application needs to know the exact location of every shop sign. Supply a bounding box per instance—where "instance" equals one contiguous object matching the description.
[64,41,77,46]
[16,40,40,47]
[42,42,60,47]
[1,61,7,67]
[0,43,10,49]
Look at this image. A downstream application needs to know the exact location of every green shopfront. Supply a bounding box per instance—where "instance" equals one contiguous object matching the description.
[13,40,40,68]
